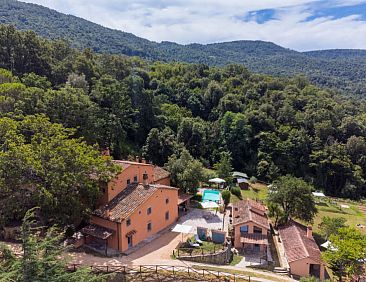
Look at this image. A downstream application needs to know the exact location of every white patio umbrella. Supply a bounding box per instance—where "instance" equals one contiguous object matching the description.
[172,224,194,242]
[201,201,220,209]
[208,178,226,184]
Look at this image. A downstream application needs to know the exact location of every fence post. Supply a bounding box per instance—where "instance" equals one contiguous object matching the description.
[203,269,205,277]
[140,265,142,273]
[249,275,251,282]
[123,265,126,273]
[188,267,190,276]
[106,266,109,273]
[155,265,158,273]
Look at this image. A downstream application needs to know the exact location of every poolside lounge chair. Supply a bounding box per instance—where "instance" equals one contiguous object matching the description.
[194,234,203,245]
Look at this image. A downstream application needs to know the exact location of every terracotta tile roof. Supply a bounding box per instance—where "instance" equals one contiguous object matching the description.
[112,160,132,170]
[247,199,266,212]
[278,220,322,264]
[81,224,114,240]
[240,233,269,245]
[233,200,269,229]
[154,166,170,181]
[232,200,269,229]
[93,183,177,222]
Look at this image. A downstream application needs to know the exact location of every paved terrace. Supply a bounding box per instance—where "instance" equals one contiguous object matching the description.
[177,208,229,233]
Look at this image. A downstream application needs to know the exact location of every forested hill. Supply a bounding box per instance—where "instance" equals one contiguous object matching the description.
[2,0,366,97]
[1,24,366,227]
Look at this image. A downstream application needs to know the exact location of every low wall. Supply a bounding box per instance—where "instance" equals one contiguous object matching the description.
[177,243,232,265]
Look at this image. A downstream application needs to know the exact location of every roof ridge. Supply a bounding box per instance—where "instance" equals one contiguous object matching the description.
[293,221,310,258]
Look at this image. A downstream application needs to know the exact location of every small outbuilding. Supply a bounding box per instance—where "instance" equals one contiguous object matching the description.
[278,220,325,280]
[237,178,250,190]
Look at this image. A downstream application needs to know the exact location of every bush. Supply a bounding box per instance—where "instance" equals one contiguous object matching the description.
[192,194,202,202]
[230,186,242,199]
[249,176,257,184]
[221,190,231,206]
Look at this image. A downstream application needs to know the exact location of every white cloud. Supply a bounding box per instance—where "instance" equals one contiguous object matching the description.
[20,0,366,51]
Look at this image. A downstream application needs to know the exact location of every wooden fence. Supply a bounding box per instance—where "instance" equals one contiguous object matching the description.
[68,264,253,281]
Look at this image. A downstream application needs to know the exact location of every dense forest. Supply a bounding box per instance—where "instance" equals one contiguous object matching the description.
[2,0,366,96]
[1,25,366,227]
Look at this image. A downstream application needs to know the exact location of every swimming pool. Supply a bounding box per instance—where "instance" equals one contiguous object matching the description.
[202,189,221,203]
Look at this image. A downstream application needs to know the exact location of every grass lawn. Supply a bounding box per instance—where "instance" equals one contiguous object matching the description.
[192,265,285,282]
[230,182,268,203]
[178,237,224,256]
[312,200,366,235]
[229,254,243,266]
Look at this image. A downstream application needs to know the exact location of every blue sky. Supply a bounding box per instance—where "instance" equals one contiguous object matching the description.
[22,0,366,51]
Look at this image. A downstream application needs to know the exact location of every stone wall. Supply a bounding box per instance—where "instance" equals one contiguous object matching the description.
[177,243,232,265]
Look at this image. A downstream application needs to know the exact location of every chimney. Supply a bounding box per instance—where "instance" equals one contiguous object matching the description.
[135,156,140,163]
[307,225,313,238]
[143,171,149,186]
[142,158,146,164]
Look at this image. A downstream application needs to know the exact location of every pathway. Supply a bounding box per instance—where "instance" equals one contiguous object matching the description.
[65,228,295,282]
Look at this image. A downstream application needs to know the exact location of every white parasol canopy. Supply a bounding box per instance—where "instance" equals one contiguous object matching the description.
[201,201,220,209]
[209,178,226,184]
[172,224,194,234]
[172,224,194,242]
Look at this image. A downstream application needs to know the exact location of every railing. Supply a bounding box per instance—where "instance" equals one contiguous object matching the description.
[68,264,252,281]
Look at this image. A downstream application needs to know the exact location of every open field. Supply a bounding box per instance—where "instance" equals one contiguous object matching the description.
[313,200,366,235]
[229,182,366,237]
[230,183,268,203]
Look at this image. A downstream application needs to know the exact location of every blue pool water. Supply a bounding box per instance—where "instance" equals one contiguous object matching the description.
[202,189,220,203]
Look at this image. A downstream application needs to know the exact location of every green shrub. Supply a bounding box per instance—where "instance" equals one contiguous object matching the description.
[221,190,231,206]
[230,186,242,199]
[192,194,202,202]
[249,176,257,183]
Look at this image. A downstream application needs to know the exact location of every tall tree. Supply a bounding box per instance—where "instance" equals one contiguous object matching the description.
[268,175,317,223]
[319,216,347,240]
[323,227,366,282]
[165,149,204,193]
[0,209,108,282]
[213,151,233,184]
[0,115,119,227]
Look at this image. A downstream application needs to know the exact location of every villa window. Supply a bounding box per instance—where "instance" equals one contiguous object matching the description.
[253,226,262,234]
[165,211,169,220]
[147,222,152,232]
[166,198,169,204]
[127,179,131,185]
[134,175,138,182]
[126,218,131,226]
[240,225,249,234]
[147,207,152,215]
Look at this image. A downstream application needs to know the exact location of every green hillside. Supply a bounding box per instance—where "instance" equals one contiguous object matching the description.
[1,0,366,96]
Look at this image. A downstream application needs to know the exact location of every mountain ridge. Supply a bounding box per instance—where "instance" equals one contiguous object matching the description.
[2,0,366,96]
